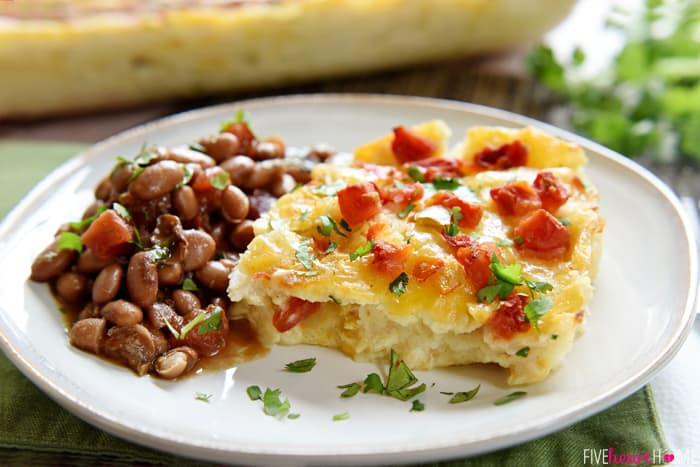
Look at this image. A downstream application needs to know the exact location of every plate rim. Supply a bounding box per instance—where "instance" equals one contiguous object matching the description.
[0,93,697,464]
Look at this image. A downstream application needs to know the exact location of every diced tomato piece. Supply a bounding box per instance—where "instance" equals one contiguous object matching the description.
[378,182,424,211]
[223,121,257,153]
[455,242,499,291]
[366,222,386,241]
[337,183,382,226]
[533,171,570,213]
[514,209,571,260]
[429,191,483,229]
[487,293,531,339]
[441,232,476,250]
[81,210,134,260]
[183,308,230,357]
[391,127,437,163]
[412,257,445,281]
[407,157,464,182]
[272,297,321,332]
[192,166,229,193]
[472,140,528,171]
[371,241,412,275]
[490,181,541,217]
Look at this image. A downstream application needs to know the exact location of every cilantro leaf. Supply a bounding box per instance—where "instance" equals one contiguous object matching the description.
[285,358,316,373]
[112,202,132,221]
[311,181,346,196]
[444,206,463,237]
[179,313,206,339]
[410,399,425,412]
[349,241,374,261]
[490,254,522,285]
[195,307,223,335]
[524,298,553,330]
[333,412,350,421]
[287,413,300,420]
[407,166,426,182]
[525,280,553,294]
[397,203,415,219]
[299,209,311,221]
[328,295,341,304]
[316,215,347,238]
[385,349,425,401]
[322,241,338,255]
[57,231,83,253]
[68,206,107,230]
[262,388,291,418]
[476,282,514,303]
[448,385,480,404]
[558,217,572,227]
[494,391,527,406]
[246,385,262,401]
[362,373,385,393]
[211,171,230,191]
[516,347,530,357]
[195,392,212,403]
[338,382,361,398]
[433,178,461,190]
[295,239,316,270]
[176,164,193,189]
[339,219,352,232]
[145,245,170,263]
[182,277,199,291]
[389,272,409,296]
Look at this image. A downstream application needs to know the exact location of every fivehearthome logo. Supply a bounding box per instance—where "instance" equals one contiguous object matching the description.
[584,448,700,465]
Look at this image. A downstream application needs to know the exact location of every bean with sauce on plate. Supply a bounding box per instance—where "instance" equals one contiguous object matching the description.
[30,113,335,379]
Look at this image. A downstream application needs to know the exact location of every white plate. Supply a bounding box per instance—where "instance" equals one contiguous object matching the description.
[0,95,697,466]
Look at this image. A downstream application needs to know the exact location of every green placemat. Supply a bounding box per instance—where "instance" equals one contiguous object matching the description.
[0,141,670,466]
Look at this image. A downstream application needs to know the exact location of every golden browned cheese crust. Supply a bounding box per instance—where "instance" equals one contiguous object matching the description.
[0,0,575,118]
[229,123,604,385]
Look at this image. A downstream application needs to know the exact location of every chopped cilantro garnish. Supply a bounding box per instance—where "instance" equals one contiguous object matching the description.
[285,358,316,373]
[182,277,199,291]
[410,400,425,412]
[339,219,352,232]
[338,382,361,398]
[516,347,530,357]
[196,307,223,335]
[328,295,341,305]
[112,202,132,221]
[127,166,145,183]
[496,238,513,247]
[494,391,527,406]
[133,148,157,167]
[176,164,193,189]
[397,203,415,219]
[407,166,426,182]
[349,241,374,261]
[558,217,572,227]
[448,385,480,404]
[551,334,559,340]
[295,238,316,270]
[188,143,205,153]
[246,385,262,401]
[287,413,301,420]
[158,308,180,339]
[145,245,170,263]
[333,412,350,421]
[490,255,522,285]
[322,241,338,255]
[444,206,463,236]
[211,171,230,190]
[524,298,553,330]
[524,280,553,294]
[195,392,212,403]
[262,388,291,418]
[299,209,311,221]
[68,206,107,230]
[433,178,461,191]
[386,349,425,401]
[235,108,248,124]
[476,281,514,303]
[362,373,384,393]
[316,215,347,237]
[179,313,207,339]
[132,227,143,250]
[57,231,83,253]
[514,236,524,245]
[389,272,409,297]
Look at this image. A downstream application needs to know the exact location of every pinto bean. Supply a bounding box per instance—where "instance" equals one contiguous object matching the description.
[69,318,106,354]
[127,251,158,307]
[110,164,135,195]
[194,261,232,292]
[95,177,112,201]
[221,185,250,223]
[270,173,296,198]
[172,289,201,316]
[76,249,114,274]
[103,324,156,376]
[158,261,184,286]
[81,200,105,222]
[147,302,183,329]
[92,263,123,304]
[56,272,89,303]
[173,186,199,221]
[181,229,216,271]
[128,160,184,201]
[252,139,284,161]
[156,146,216,168]
[147,325,169,356]
[101,299,143,326]
[220,155,255,187]
[199,133,240,162]
[155,346,198,379]
[30,240,76,282]
[243,160,284,191]
[78,302,101,320]
[229,220,255,251]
